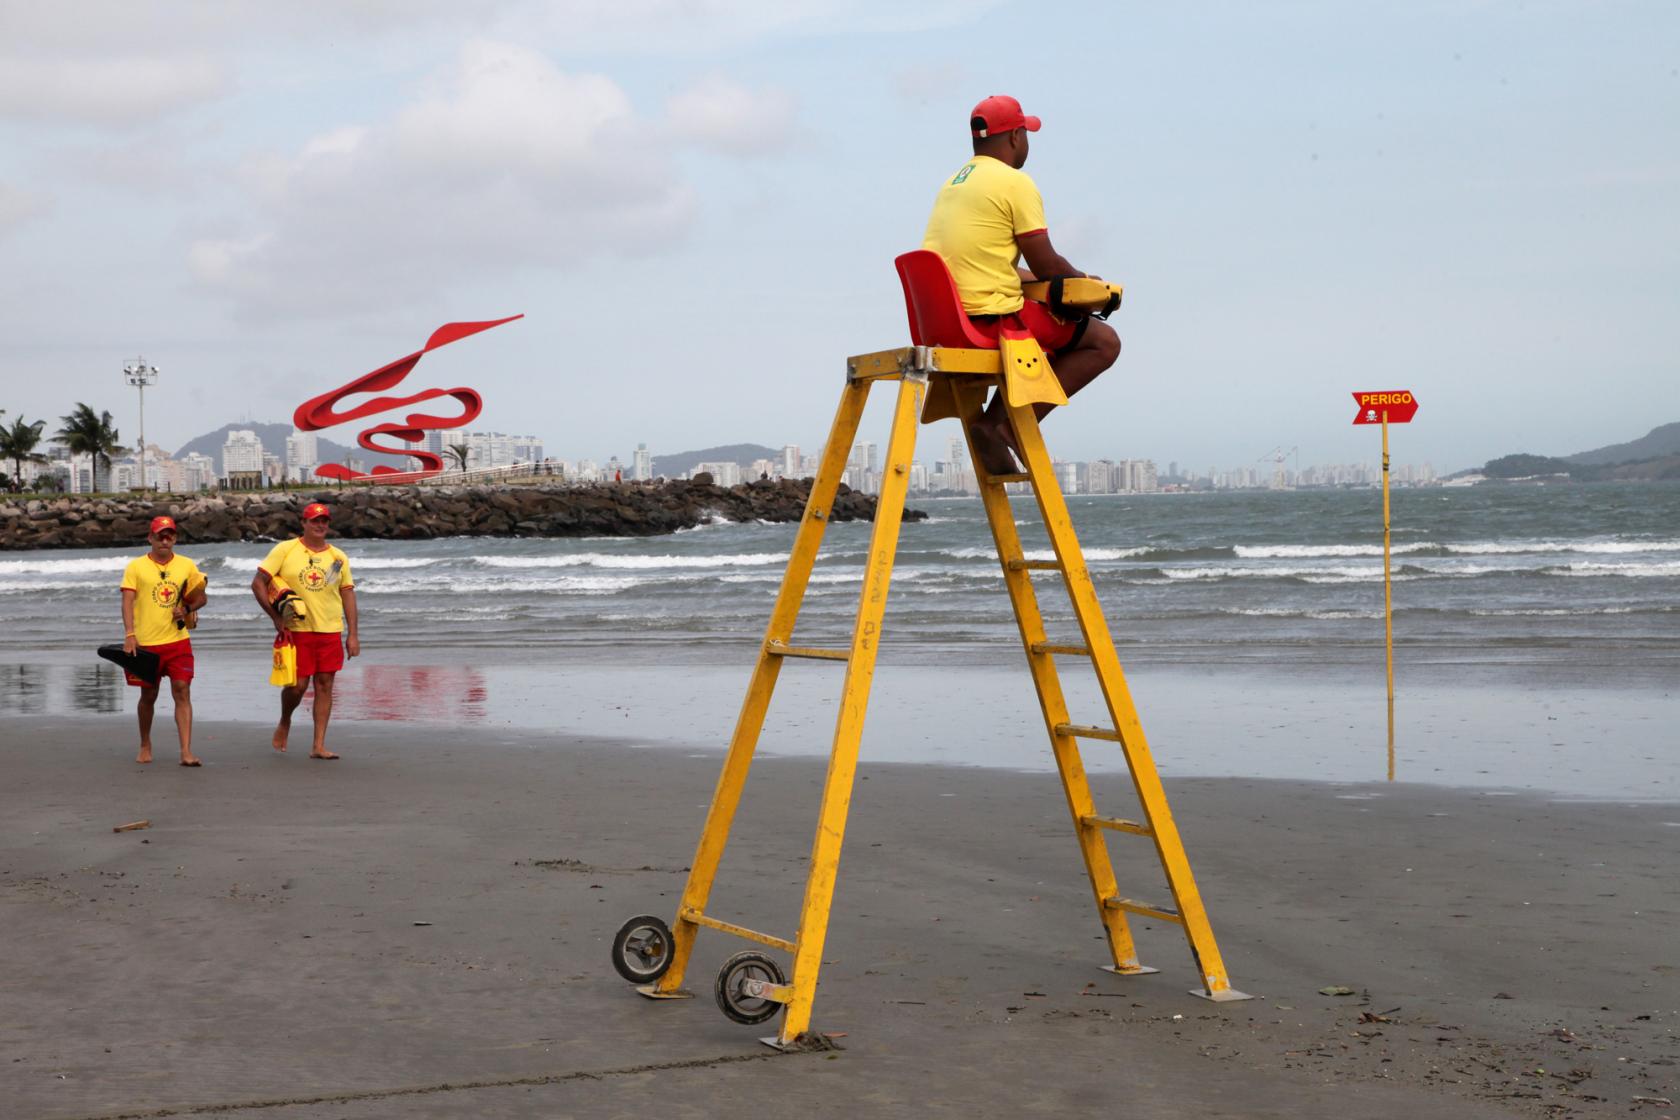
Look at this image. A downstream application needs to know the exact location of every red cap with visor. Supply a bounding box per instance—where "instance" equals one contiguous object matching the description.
[970,95,1041,138]
[302,502,331,521]
[149,516,177,535]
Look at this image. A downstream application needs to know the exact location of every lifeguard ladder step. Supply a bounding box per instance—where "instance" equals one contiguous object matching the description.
[625,343,1248,1050]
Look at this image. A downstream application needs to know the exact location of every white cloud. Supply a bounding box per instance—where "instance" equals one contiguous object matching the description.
[0,55,227,128]
[188,41,695,318]
[502,0,996,55]
[0,1,994,67]
[0,182,48,238]
[666,76,796,156]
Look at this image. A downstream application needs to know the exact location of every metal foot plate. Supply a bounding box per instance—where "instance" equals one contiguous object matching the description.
[1188,987,1254,1002]
[759,1034,841,1053]
[634,984,695,1000]
[1100,964,1161,976]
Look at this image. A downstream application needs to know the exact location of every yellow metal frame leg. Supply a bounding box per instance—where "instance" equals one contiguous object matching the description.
[952,381,1151,974]
[775,372,926,1046]
[650,377,874,997]
[1003,396,1248,1001]
[629,343,1246,1046]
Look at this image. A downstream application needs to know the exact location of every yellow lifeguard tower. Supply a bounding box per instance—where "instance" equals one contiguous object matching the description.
[611,253,1248,1049]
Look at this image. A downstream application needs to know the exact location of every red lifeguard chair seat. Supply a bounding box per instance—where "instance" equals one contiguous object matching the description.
[894,250,999,350]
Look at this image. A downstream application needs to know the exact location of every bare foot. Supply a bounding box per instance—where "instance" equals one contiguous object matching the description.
[968,417,1021,476]
[309,750,339,761]
[272,721,290,753]
[136,746,153,765]
[180,753,202,767]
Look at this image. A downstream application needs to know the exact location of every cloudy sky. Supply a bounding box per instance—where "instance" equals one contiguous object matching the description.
[1,1,1674,474]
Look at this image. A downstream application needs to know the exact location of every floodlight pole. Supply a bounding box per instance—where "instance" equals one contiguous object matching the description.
[123,357,159,491]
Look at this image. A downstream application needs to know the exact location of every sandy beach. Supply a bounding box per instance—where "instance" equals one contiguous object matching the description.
[3,709,1676,1119]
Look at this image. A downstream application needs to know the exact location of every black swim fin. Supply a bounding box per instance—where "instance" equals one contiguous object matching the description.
[97,644,161,684]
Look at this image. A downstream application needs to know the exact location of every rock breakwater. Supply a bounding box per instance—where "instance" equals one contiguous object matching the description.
[1,478,923,551]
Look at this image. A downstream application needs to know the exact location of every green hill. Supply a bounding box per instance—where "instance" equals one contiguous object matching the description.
[1565,421,1680,466]
[1477,421,1680,482]
[650,443,781,478]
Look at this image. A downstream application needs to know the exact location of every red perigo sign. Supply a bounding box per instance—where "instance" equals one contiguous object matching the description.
[1351,390,1419,425]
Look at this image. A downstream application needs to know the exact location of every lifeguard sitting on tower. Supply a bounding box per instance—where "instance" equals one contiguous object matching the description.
[921,94,1121,474]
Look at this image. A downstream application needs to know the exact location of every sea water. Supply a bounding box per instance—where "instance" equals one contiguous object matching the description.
[5,483,1675,670]
[2,483,1675,795]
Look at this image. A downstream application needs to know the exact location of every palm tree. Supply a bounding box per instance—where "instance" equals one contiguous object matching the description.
[0,415,49,487]
[446,443,471,473]
[55,403,126,488]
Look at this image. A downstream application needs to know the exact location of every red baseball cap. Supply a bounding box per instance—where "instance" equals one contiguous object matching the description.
[149,516,177,535]
[970,95,1040,138]
[302,502,331,521]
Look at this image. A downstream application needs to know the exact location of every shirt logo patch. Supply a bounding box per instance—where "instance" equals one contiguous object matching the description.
[151,581,178,609]
[300,565,329,591]
[951,163,975,185]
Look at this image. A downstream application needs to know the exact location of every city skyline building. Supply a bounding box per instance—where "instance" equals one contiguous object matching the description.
[285,429,318,482]
[692,460,742,486]
[222,429,263,476]
[461,431,544,470]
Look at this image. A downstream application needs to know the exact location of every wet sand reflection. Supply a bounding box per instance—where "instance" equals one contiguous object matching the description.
[313,665,488,724]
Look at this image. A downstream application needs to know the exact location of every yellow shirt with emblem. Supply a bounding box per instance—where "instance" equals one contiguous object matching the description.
[259,539,355,634]
[120,554,204,647]
[921,154,1049,316]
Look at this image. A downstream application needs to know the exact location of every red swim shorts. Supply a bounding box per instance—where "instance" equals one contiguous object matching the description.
[292,631,345,678]
[125,639,194,687]
[967,299,1084,354]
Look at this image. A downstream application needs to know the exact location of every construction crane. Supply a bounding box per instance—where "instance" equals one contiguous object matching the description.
[1255,445,1299,490]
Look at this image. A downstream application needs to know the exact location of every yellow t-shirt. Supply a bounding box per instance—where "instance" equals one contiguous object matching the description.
[120,554,204,647]
[259,539,355,634]
[921,154,1049,316]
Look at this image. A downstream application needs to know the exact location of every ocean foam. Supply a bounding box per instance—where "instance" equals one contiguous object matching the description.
[945,545,1152,561]
[342,556,440,570]
[0,578,114,591]
[1467,606,1642,616]
[0,556,127,575]
[1233,538,1680,560]
[1234,543,1435,559]
[1549,561,1680,578]
[1445,538,1680,556]
[477,552,789,570]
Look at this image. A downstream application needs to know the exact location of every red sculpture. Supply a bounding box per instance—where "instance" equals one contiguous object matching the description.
[294,315,523,482]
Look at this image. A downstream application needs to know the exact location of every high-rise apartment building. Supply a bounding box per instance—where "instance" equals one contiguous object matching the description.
[286,430,318,481]
[222,429,264,475]
[692,461,742,486]
[461,431,542,470]
[170,453,216,493]
[1084,459,1115,494]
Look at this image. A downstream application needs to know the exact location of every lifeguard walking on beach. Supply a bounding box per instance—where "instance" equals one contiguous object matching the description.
[921,94,1121,475]
[119,515,208,766]
[252,502,359,760]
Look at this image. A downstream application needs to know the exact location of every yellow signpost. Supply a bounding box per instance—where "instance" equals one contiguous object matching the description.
[1351,390,1420,777]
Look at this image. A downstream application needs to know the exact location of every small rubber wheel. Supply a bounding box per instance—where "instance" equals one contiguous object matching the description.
[714,951,788,1025]
[611,915,674,984]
